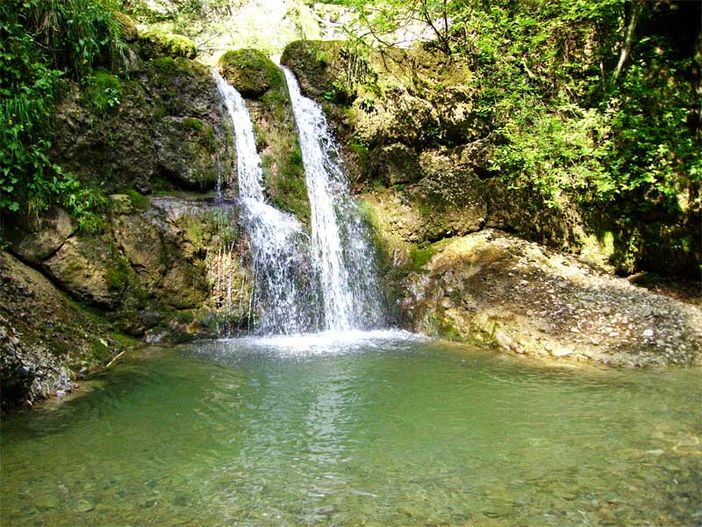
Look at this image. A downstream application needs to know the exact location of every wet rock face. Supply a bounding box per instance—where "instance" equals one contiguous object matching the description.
[5,194,251,340]
[403,229,702,367]
[0,319,72,410]
[52,81,158,192]
[51,56,234,194]
[39,200,224,314]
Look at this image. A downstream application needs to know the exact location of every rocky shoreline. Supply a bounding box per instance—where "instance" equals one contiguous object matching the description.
[402,229,702,367]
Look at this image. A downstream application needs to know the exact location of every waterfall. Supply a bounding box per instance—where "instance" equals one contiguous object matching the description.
[282,67,385,331]
[214,69,385,335]
[214,72,320,334]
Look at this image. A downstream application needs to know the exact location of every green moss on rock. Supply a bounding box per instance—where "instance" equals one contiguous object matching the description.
[113,11,138,42]
[218,49,284,99]
[280,40,348,100]
[81,70,122,116]
[138,29,197,59]
[154,116,219,190]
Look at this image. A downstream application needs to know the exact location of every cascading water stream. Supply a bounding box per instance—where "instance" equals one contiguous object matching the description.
[214,68,385,335]
[282,67,385,331]
[214,71,320,334]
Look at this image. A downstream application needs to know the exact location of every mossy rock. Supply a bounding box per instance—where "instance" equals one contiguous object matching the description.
[154,116,219,190]
[216,51,312,224]
[80,70,122,116]
[113,11,138,42]
[145,57,217,118]
[250,91,310,223]
[218,49,284,99]
[281,40,347,100]
[138,29,197,60]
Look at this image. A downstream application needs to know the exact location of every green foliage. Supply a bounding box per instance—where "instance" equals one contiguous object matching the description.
[81,70,122,115]
[489,99,612,207]
[338,0,699,215]
[461,1,699,214]
[0,0,125,223]
[329,0,699,274]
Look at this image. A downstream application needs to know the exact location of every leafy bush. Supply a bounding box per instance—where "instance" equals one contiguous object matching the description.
[81,70,123,115]
[0,0,124,219]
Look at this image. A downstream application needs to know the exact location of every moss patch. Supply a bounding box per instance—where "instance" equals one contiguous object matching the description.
[81,70,122,116]
[138,29,197,59]
[218,49,284,99]
[105,256,130,292]
[126,189,149,210]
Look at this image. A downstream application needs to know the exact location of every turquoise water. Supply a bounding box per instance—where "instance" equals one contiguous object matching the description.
[2,332,701,526]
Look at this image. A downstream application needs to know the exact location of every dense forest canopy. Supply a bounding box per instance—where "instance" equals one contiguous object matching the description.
[1,0,700,273]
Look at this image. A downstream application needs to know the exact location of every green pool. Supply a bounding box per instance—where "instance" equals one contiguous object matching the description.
[2,331,700,526]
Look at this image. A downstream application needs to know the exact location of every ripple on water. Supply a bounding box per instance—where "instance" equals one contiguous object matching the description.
[1,337,700,526]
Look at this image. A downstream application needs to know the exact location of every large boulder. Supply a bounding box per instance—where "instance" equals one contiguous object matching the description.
[218,49,284,99]
[145,57,220,118]
[43,234,124,310]
[403,229,702,366]
[137,29,197,59]
[281,40,346,100]
[4,208,75,265]
[155,116,219,189]
[51,80,158,192]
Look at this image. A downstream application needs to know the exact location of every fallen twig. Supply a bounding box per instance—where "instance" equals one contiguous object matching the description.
[105,350,127,369]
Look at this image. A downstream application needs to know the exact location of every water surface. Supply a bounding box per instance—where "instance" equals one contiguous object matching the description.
[2,333,700,526]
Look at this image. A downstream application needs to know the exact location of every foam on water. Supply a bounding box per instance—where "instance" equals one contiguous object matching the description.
[213,329,427,357]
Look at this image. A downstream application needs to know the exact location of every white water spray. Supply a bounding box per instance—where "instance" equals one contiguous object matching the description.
[283,67,385,331]
[214,71,320,334]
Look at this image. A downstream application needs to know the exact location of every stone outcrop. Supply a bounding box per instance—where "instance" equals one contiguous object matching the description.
[402,229,702,366]
[51,56,235,194]
[0,251,128,409]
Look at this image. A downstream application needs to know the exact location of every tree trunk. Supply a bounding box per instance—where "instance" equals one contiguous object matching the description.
[613,0,643,82]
